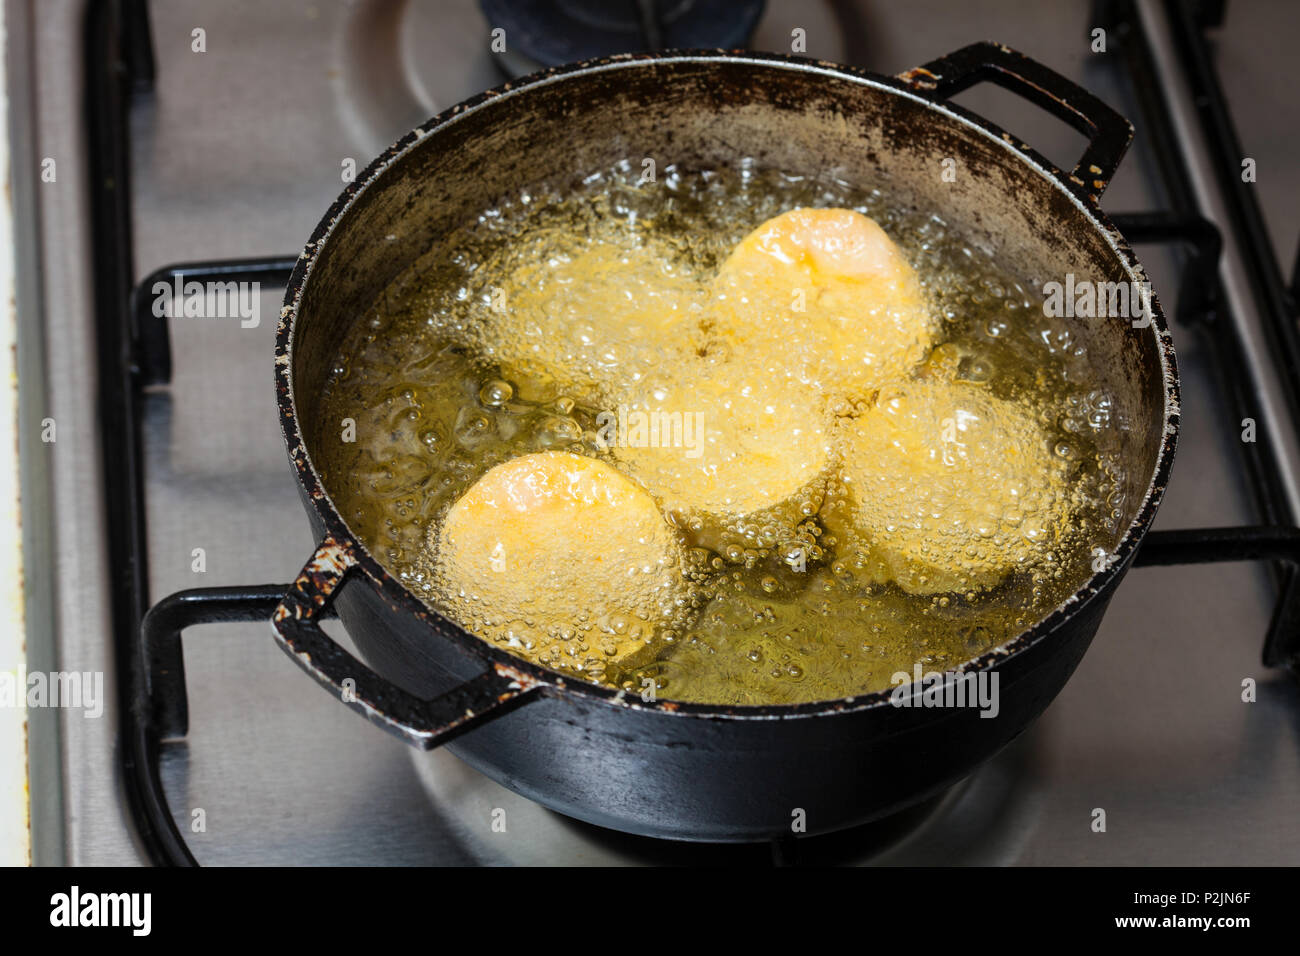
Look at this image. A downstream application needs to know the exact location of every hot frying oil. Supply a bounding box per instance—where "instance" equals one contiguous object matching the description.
[315,161,1127,705]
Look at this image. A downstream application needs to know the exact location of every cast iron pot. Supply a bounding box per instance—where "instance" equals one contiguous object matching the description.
[271,43,1179,841]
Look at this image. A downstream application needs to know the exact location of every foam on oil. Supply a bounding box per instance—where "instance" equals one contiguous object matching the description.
[315,160,1128,705]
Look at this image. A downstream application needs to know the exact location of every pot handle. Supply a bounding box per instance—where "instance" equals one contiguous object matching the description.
[897,41,1134,202]
[271,536,545,749]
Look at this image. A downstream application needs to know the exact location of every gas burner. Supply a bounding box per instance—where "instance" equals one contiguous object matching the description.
[479,0,766,76]
[335,0,846,157]
[408,730,1042,865]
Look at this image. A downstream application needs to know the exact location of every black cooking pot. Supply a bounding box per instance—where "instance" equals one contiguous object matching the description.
[271,44,1179,841]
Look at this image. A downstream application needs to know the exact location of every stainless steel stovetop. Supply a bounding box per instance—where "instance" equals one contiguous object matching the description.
[16,0,1300,864]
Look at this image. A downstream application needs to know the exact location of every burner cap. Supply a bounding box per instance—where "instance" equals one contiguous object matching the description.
[480,0,766,75]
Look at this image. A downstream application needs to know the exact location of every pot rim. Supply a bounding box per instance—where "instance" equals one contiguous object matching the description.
[275,48,1180,721]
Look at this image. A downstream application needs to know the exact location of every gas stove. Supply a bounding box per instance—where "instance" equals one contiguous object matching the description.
[11,0,1300,866]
